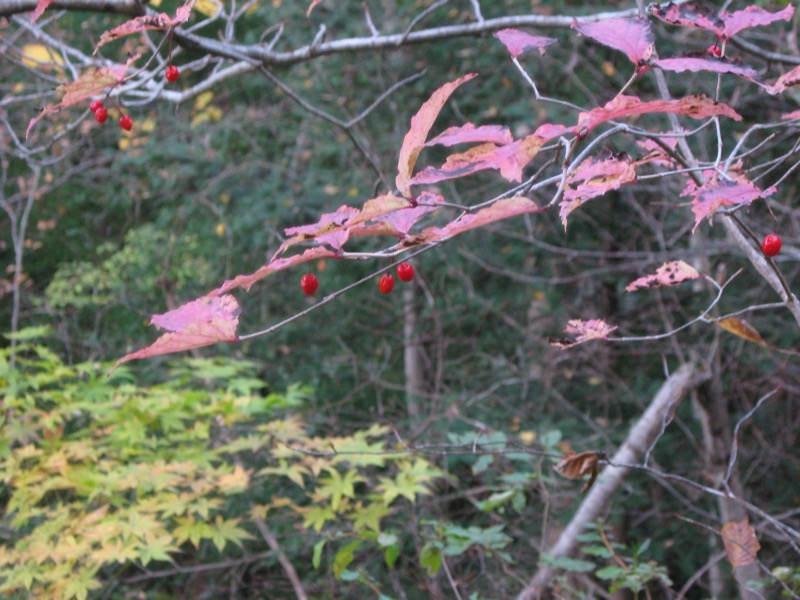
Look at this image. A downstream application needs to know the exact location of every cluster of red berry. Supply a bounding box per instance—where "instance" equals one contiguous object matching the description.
[300,262,416,296]
[88,66,180,132]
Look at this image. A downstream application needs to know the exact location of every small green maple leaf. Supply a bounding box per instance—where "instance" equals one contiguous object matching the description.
[303,505,337,532]
[349,500,390,533]
[137,535,176,566]
[314,468,364,511]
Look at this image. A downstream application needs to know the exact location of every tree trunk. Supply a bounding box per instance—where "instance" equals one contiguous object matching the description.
[518,363,708,599]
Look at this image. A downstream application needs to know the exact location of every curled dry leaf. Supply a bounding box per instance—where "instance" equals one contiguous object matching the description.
[721,517,760,569]
[555,451,603,493]
[95,1,194,52]
[717,317,767,348]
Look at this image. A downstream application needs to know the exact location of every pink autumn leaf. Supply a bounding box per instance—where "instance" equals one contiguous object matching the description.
[30,0,54,22]
[764,66,800,95]
[373,191,444,235]
[411,123,566,186]
[396,73,478,197]
[575,94,741,135]
[410,140,538,185]
[559,151,637,227]
[683,176,776,232]
[493,29,558,59]
[549,319,617,350]
[655,56,759,81]
[626,260,702,292]
[722,5,794,39]
[281,205,360,253]
[649,3,794,40]
[212,246,338,296]
[636,135,679,167]
[26,54,140,139]
[425,123,514,147]
[403,196,543,246]
[572,17,655,66]
[782,109,800,120]
[94,1,193,53]
[112,295,240,369]
[649,3,723,36]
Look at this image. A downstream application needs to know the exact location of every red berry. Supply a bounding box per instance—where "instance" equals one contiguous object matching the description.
[396,262,415,282]
[707,45,722,57]
[165,65,180,83]
[89,99,103,112]
[379,274,395,294]
[762,234,782,257]
[119,114,133,131]
[300,273,319,295]
[94,107,108,123]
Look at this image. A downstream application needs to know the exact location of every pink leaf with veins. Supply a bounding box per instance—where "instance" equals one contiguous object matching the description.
[575,94,741,135]
[402,196,543,246]
[493,29,558,58]
[549,319,617,349]
[212,246,338,296]
[683,176,776,232]
[425,123,514,147]
[626,261,702,292]
[572,18,654,66]
[655,56,759,81]
[30,0,54,22]
[94,2,193,52]
[112,295,240,369]
[396,73,477,196]
[26,54,141,139]
[559,151,637,227]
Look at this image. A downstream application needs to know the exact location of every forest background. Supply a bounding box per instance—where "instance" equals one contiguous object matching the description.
[1,0,800,598]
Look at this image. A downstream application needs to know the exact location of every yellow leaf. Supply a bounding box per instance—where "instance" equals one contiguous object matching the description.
[195,0,222,16]
[194,91,214,110]
[717,317,767,347]
[215,223,225,236]
[21,44,64,72]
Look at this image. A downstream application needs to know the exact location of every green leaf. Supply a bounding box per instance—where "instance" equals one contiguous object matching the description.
[208,516,254,552]
[596,565,625,580]
[313,539,326,570]
[333,540,361,579]
[3,326,53,340]
[137,535,176,566]
[477,489,517,512]
[420,542,442,575]
[385,544,400,569]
